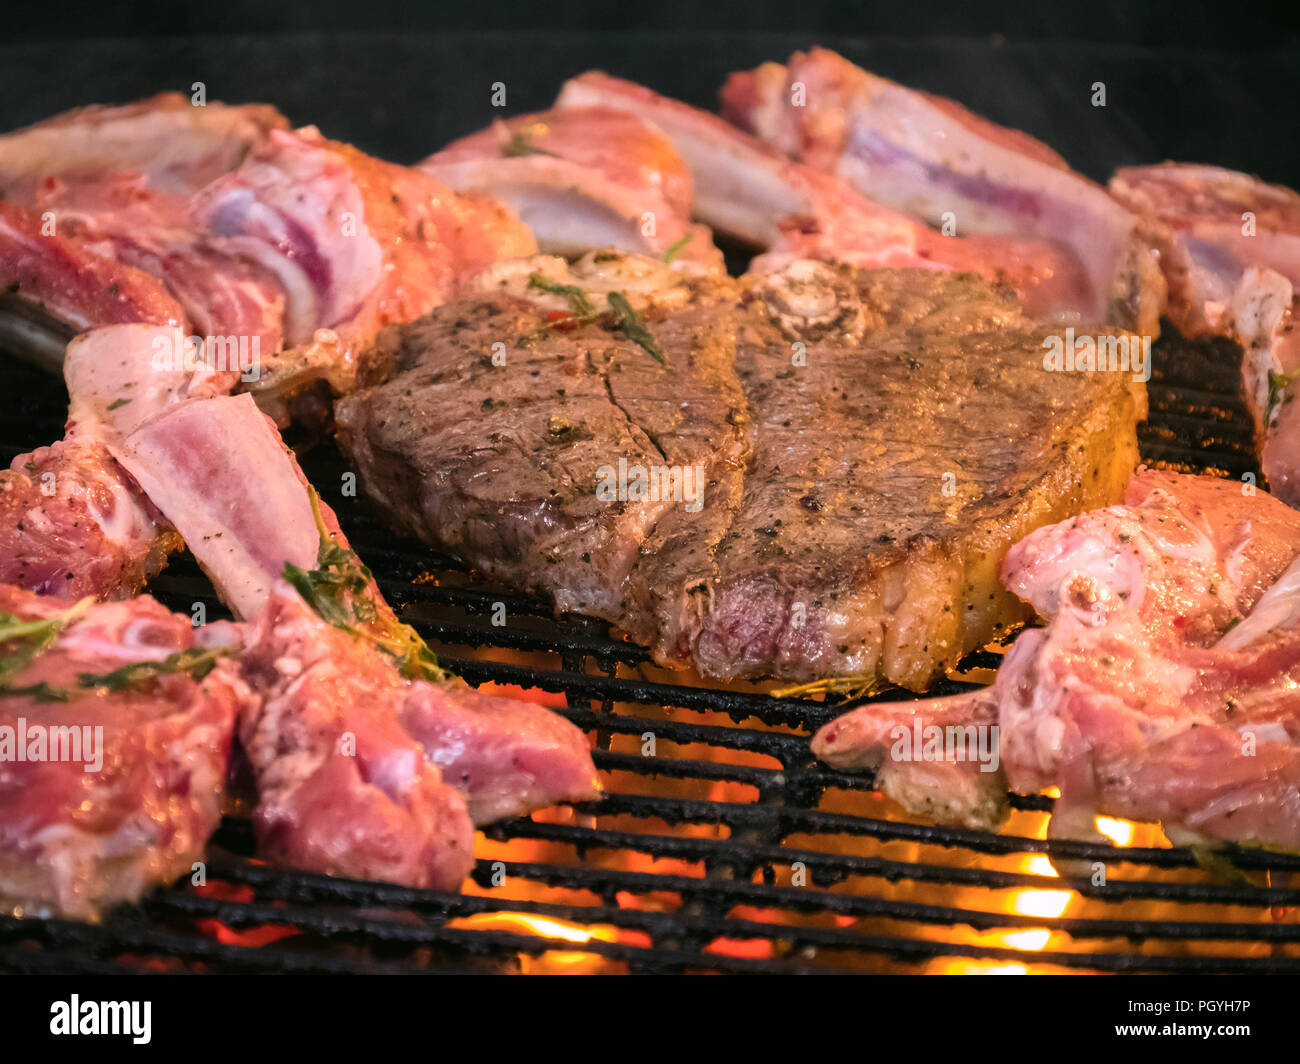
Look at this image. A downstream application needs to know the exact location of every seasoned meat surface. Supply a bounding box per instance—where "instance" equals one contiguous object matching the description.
[338,254,1142,689]
[697,264,1143,686]
[0,585,248,921]
[337,254,750,663]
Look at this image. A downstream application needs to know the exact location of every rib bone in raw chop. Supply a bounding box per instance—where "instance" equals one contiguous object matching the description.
[720,48,1164,335]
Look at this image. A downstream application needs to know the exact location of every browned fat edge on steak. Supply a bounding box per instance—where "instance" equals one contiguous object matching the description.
[335,255,751,663]
[337,254,1141,691]
[693,264,1142,689]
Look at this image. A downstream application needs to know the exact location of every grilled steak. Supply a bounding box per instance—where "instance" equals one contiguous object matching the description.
[338,253,1143,690]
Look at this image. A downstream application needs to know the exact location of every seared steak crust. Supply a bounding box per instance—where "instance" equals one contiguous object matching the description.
[336,256,750,661]
[697,265,1142,687]
[338,255,1142,690]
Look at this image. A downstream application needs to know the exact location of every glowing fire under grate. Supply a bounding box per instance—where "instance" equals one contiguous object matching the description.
[1,329,1298,974]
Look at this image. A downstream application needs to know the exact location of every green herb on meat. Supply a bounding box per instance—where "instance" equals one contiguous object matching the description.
[1267,369,1297,422]
[768,674,885,705]
[527,272,599,317]
[0,681,70,703]
[661,233,693,264]
[283,487,450,683]
[501,131,561,159]
[517,279,667,366]
[79,645,236,691]
[1188,845,1253,884]
[0,597,233,701]
[607,291,666,365]
[0,597,94,689]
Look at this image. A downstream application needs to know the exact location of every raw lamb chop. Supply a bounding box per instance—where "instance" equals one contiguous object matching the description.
[0,93,285,357]
[1110,164,1300,506]
[814,471,1300,849]
[555,70,1098,324]
[0,92,286,199]
[423,106,721,267]
[0,323,217,600]
[236,581,475,890]
[114,391,600,844]
[192,125,536,407]
[0,95,538,421]
[0,583,251,920]
[720,47,1164,335]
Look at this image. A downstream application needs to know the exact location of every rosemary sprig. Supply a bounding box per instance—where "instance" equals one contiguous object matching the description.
[1267,369,1297,422]
[0,597,94,688]
[662,233,693,264]
[517,280,668,366]
[518,311,603,346]
[1,597,234,702]
[501,130,560,159]
[78,645,236,692]
[607,291,666,365]
[768,674,884,705]
[282,508,375,631]
[1188,845,1253,885]
[527,272,598,317]
[284,488,450,684]
[0,681,70,703]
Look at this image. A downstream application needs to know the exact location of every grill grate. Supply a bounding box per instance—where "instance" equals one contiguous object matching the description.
[2,327,1299,974]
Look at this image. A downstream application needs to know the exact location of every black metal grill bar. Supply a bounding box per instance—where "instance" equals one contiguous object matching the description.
[439,654,979,731]
[376,578,593,622]
[17,834,1299,976]
[0,911,820,975]
[430,666,1300,877]
[1140,413,1254,442]
[594,748,779,788]
[596,747,1052,812]
[1138,441,1257,474]
[494,858,1300,930]
[13,902,1294,976]
[561,791,1300,875]
[143,872,1300,959]
[409,617,656,662]
[194,829,1300,917]
[483,822,1300,906]
[395,604,1016,674]
[0,915,473,975]
[198,789,1298,910]
[216,853,1300,943]
[536,701,813,758]
[0,948,154,975]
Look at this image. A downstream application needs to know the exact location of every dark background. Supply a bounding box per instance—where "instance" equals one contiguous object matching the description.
[2,2,1297,186]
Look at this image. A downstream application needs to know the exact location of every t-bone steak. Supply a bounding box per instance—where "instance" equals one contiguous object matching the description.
[336,253,1144,690]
